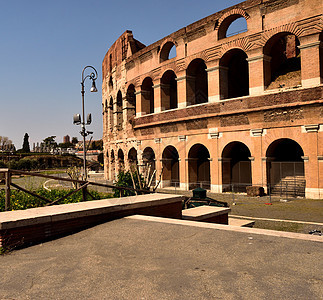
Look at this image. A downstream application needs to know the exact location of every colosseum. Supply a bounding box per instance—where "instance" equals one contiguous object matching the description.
[102,0,322,199]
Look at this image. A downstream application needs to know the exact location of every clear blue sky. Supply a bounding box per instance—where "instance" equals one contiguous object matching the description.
[0,0,242,149]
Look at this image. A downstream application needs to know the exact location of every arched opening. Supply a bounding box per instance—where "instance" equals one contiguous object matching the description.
[162,146,180,188]
[218,14,248,39]
[188,144,210,190]
[264,33,301,90]
[141,77,154,114]
[226,17,248,37]
[126,84,136,120]
[109,97,114,132]
[320,31,323,83]
[160,42,177,62]
[186,59,208,105]
[161,70,178,110]
[142,147,156,187]
[118,149,125,172]
[222,142,252,193]
[108,76,113,89]
[105,99,108,112]
[110,150,115,180]
[220,49,249,99]
[266,139,305,197]
[116,91,123,130]
[128,147,138,166]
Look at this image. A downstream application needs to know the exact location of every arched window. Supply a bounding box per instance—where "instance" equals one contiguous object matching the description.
[108,76,113,89]
[186,59,208,105]
[110,150,115,180]
[221,142,252,193]
[264,33,301,89]
[126,84,136,119]
[188,144,210,190]
[219,49,249,99]
[116,91,123,130]
[141,77,154,114]
[266,139,305,197]
[160,41,177,62]
[161,70,178,110]
[118,149,125,172]
[162,146,180,188]
[128,147,138,166]
[142,147,156,186]
[109,97,114,132]
[218,12,248,40]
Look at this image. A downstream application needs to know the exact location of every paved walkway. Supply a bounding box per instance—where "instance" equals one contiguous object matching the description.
[1,216,322,299]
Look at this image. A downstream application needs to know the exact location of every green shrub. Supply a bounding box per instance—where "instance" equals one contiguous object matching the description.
[113,170,143,197]
[0,188,113,212]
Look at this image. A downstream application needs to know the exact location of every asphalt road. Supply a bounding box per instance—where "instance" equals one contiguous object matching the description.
[1,217,322,299]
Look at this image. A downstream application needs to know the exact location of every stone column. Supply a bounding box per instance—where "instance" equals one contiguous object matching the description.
[247,54,271,95]
[299,35,322,87]
[206,60,220,103]
[176,73,188,109]
[152,79,162,113]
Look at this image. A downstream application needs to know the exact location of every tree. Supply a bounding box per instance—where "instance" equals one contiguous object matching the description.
[43,136,57,148]
[71,137,78,144]
[22,133,30,153]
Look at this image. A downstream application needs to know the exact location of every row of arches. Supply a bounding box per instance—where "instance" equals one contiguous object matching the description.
[105,31,322,127]
[107,138,306,196]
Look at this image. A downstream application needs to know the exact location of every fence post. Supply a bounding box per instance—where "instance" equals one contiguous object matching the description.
[5,169,11,211]
[82,184,87,202]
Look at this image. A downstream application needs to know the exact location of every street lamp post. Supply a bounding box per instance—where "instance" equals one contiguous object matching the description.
[74,65,98,180]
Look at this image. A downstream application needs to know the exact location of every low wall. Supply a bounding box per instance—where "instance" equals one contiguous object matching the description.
[0,193,184,249]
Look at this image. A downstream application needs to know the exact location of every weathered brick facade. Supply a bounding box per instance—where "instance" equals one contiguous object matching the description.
[102,0,323,199]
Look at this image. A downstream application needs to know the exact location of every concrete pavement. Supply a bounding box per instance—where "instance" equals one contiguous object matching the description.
[0,216,322,299]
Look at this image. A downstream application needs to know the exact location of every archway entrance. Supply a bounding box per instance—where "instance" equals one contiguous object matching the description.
[142,147,156,187]
[128,147,138,166]
[266,139,305,197]
[110,150,115,180]
[162,146,180,188]
[188,144,210,190]
[222,142,252,192]
[118,149,125,172]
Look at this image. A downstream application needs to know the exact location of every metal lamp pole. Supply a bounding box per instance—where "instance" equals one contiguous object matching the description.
[80,65,98,180]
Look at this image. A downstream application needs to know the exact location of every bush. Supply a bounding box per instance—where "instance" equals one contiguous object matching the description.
[113,170,143,197]
[0,188,113,212]
[0,160,7,168]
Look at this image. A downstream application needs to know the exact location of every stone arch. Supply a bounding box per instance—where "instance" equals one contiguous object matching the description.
[219,48,249,99]
[162,145,180,188]
[142,147,156,186]
[110,149,115,179]
[263,32,301,89]
[186,58,208,105]
[161,70,178,110]
[216,8,249,40]
[160,40,177,62]
[118,148,125,172]
[128,147,138,165]
[116,90,123,130]
[108,76,113,89]
[221,141,252,193]
[141,77,154,114]
[266,138,305,197]
[126,84,136,120]
[188,144,210,190]
[109,97,114,131]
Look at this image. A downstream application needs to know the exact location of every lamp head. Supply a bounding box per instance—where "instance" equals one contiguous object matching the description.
[90,80,98,92]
